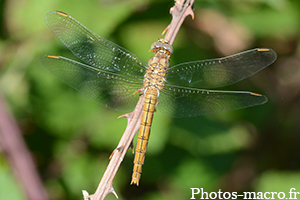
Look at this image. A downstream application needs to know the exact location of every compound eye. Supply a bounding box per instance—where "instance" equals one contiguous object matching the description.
[150,39,173,54]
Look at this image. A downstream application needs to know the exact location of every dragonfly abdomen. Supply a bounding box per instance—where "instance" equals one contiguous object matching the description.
[131,39,172,186]
[131,89,158,186]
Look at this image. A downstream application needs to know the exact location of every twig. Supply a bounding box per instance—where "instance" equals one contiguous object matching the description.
[84,0,194,199]
[164,0,195,44]
[0,92,49,200]
[86,95,144,200]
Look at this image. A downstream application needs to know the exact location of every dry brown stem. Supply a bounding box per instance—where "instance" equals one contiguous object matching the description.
[164,0,195,44]
[85,1,194,199]
[86,95,144,200]
[0,92,49,200]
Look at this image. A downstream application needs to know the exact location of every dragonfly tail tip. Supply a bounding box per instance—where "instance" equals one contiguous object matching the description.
[130,179,139,186]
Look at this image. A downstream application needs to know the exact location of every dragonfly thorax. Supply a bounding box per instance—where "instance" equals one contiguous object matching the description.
[143,40,172,93]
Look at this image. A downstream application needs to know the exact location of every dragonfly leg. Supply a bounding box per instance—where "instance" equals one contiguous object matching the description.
[162,25,169,35]
[153,100,159,112]
[133,88,144,95]
[130,142,135,154]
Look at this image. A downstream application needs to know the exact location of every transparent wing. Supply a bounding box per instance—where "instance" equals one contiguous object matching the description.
[45,11,147,76]
[40,55,143,111]
[166,48,277,89]
[158,85,267,118]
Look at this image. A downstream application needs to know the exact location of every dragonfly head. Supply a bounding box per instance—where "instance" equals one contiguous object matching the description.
[150,39,173,55]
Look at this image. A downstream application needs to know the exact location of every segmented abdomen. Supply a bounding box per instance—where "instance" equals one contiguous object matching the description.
[131,89,158,186]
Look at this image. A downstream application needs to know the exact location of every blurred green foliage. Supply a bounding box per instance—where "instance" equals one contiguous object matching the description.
[1,0,300,199]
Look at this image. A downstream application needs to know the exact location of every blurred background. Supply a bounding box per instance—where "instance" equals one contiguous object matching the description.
[0,0,300,199]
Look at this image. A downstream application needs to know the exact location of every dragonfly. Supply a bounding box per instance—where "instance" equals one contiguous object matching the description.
[40,11,277,186]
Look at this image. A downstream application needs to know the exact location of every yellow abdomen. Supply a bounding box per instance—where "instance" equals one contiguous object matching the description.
[131,40,171,185]
[131,89,158,186]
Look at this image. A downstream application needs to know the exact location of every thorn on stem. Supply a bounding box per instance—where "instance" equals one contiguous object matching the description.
[118,113,131,119]
[109,147,124,159]
[187,7,194,19]
[117,146,124,153]
[118,111,135,126]
[170,0,195,20]
[110,187,119,199]
[82,190,90,200]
